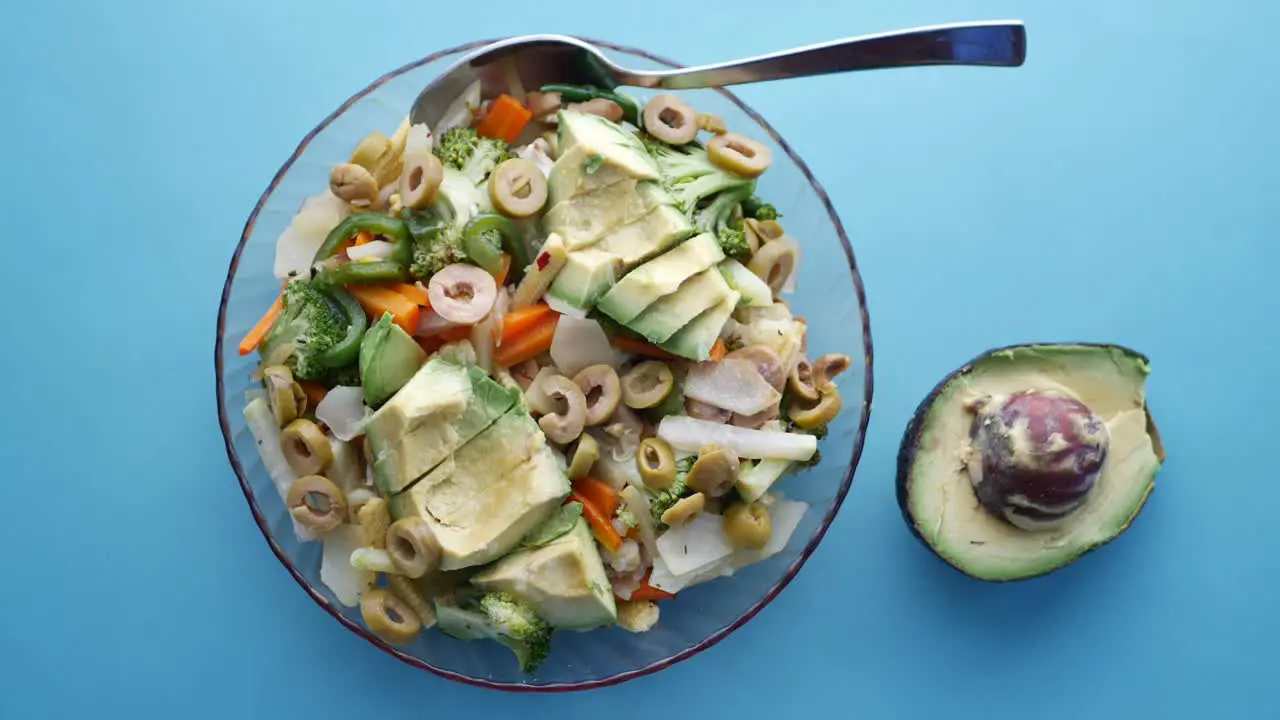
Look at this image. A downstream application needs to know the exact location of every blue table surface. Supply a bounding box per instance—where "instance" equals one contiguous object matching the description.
[3,1,1276,717]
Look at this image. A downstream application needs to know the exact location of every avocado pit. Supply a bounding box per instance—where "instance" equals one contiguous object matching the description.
[965,390,1109,532]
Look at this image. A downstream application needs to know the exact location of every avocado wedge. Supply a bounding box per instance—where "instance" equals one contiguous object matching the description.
[896,343,1167,582]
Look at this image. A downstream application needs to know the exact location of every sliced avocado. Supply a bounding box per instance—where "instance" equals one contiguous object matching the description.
[359,312,427,406]
[593,204,694,268]
[658,290,739,360]
[390,413,570,570]
[547,112,660,205]
[546,248,620,310]
[627,267,732,344]
[544,180,671,251]
[366,361,522,494]
[717,258,773,308]
[896,343,1166,582]
[597,233,725,324]
[472,517,617,630]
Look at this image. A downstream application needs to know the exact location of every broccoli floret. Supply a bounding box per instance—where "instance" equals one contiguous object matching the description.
[648,468,690,526]
[478,593,553,673]
[410,227,467,280]
[615,506,638,530]
[742,195,781,221]
[642,135,756,260]
[258,280,349,381]
[433,127,516,185]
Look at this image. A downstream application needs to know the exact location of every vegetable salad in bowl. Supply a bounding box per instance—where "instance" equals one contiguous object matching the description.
[218,40,870,689]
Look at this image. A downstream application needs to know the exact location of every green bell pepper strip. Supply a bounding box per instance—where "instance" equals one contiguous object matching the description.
[540,84,640,126]
[317,285,368,370]
[313,212,411,263]
[314,260,408,286]
[462,213,529,281]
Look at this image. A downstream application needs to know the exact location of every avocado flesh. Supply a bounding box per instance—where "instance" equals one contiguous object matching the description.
[597,233,725,325]
[659,290,740,361]
[897,343,1164,582]
[389,411,570,570]
[547,113,659,206]
[544,180,671,251]
[627,267,732,344]
[472,518,618,630]
[359,313,427,407]
[366,360,522,494]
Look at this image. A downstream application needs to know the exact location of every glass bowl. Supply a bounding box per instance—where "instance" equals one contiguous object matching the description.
[215,37,874,691]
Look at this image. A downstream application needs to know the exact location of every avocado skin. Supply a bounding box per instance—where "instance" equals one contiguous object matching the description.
[894,341,1162,583]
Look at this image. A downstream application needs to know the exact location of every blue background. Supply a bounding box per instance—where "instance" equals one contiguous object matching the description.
[2,1,1276,717]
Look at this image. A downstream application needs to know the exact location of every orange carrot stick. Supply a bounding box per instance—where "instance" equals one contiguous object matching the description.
[476,94,533,143]
[347,286,420,334]
[437,324,473,342]
[573,492,623,552]
[629,572,676,601]
[572,476,620,520]
[493,313,559,367]
[238,294,284,355]
[611,334,678,361]
[500,303,554,343]
[493,253,513,287]
[297,381,329,408]
[710,338,728,361]
[390,282,431,307]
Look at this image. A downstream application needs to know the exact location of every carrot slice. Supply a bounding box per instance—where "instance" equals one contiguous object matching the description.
[710,337,728,361]
[390,282,431,307]
[347,285,420,334]
[437,324,473,342]
[572,476,620,520]
[493,312,559,367]
[611,334,678,361]
[353,230,375,246]
[573,492,623,552]
[630,572,676,601]
[493,253,513,287]
[500,303,554,343]
[476,94,533,143]
[297,381,329,408]
[238,294,284,356]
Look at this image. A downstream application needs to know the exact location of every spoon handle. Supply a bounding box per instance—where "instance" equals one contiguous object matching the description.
[618,21,1026,90]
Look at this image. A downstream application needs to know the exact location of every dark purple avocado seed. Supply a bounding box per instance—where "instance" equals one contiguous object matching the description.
[966,390,1109,531]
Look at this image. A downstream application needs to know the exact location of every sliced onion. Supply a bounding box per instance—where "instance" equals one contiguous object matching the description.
[274,190,351,279]
[550,315,619,377]
[471,316,495,374]
[655,512,736,577]
[517,138,555,179]
[684,358,782,416]
[435,79,482,142]
[345,240,396,262]
[620,485,658,562]
[314,386,368,441]
[321,525,375,607]
[657,416,817,461]
[414,309,458,338]
[427,264,497,324]
[405,122,433,158]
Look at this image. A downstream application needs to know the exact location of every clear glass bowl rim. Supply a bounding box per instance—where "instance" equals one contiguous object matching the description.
[214,36,875,692]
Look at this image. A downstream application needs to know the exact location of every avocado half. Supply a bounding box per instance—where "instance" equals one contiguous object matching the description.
[896,343,1167,582]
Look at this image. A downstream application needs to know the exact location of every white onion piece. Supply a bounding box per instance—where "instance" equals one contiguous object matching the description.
[611,573,641,601]
[434,80,482,142]
[405,122,433,158]
[414,309,458,338]
[517,138,555,179]
[684,359,782,415]
[543,293,588,319]
[620,485,658,563]
[655,512,736,577]
[314,386,368,441]
[658,416,817,461]
[273,190,351,279]
[470,317,495,374]
[350,548,397,574]
[736,458,794,503]
[428,264,497,324]
[549,315,619,377]
[321,525,375,607]
[345,240,396,262]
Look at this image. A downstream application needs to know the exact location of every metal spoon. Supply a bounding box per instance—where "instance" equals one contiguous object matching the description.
[410,21,1026,127]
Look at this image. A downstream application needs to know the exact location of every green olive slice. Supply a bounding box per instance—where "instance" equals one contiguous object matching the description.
[285,475,347,533]
[538,376,587,444]
[747,239,796,294]
[360,588,422,646]
[620,361,674,409]
[788,359,820,403]
[489,158,548,218]
[686,445,740,498]
[280,418,333,475]
[723,501,772,550]
[661,492,705,526]
[385,517,441,579]
[567,434,600,480]
[400,151,444,211]
[330,163,379,206]
[642,94,697,145]
[812,354,852,393]
[636,437,676,491]
[263,365,304,426]
[707,132,772,178]
[349,131,390,170]
[573,365,622,426]
[789,387,843,430]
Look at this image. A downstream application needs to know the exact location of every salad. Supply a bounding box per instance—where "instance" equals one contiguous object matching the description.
[239,81,852,673]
